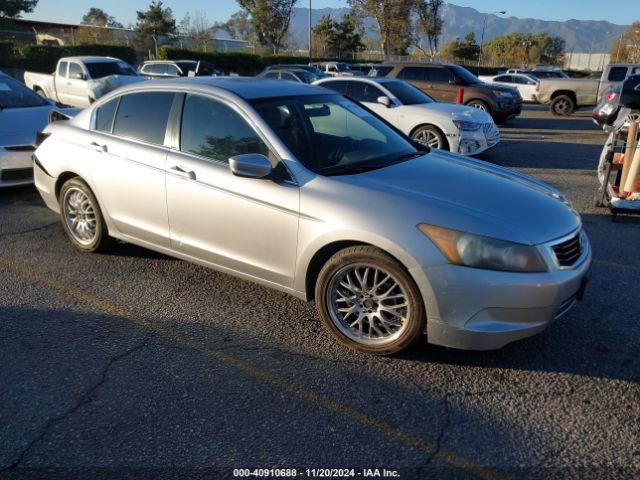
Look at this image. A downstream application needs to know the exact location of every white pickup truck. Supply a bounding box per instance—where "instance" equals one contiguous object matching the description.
[24,56,146,108]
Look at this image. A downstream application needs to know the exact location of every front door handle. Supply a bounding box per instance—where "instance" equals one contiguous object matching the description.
[89,141,107,153]
[169,165,195,180]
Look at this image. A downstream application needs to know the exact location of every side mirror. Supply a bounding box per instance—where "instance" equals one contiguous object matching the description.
[377,96,392,108]
[72,72,85,80]
[229,154,273,179]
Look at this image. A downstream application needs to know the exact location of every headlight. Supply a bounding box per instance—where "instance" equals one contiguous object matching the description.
[493,90,512,98]
[453,120,482,131]
[418,224,548,272]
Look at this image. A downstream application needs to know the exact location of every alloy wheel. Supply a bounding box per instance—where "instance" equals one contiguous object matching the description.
[63,188,97,246]
[413,129,442,148]
[326,264,410,346]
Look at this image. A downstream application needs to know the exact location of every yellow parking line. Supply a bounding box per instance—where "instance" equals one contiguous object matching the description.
[0,255,502,480]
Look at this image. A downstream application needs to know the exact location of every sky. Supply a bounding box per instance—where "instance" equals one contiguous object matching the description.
[22,0,639,27]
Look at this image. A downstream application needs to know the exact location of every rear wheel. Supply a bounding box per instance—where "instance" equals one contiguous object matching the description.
[59,177,110,253]
[315,246,426,355]
[550,95,576,116]
[411,125,449,150]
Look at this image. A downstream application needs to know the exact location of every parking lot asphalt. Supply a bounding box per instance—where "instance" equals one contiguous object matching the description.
[1,105,639,480]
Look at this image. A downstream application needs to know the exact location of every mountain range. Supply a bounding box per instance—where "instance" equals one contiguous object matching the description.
[286,3,628,53]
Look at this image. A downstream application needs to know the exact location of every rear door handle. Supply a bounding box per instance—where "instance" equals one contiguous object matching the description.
[89,141,107,153]
[169,165,195,180]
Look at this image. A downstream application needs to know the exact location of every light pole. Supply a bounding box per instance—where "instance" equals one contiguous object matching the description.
[308,0,312,64]
[477,10,506,72]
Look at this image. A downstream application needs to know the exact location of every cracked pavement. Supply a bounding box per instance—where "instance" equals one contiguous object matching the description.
[0,105,639,479]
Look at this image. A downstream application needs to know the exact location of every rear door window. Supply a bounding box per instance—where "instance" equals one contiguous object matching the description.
[320,80,350,95]
[494,75,513,83]
[94,97,119,133]
[57,61,68,78]
[424,67,452,83]
[112,92,175,145]
[397,67,425,81]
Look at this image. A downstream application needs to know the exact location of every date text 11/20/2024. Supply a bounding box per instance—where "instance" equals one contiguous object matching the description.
[233,468,401,478]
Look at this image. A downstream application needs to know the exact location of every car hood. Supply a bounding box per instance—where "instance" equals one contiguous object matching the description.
[402,102,493,123]
[0,105,78,146]
[333,151,580,245]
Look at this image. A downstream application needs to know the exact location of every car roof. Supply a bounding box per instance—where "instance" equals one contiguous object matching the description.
[143,60,197,64]
[379,62,451,67]
[115,77,330,100]
[318,76,395,85]
[63,56,122,63]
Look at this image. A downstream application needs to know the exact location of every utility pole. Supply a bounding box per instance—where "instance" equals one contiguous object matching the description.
[308,0,312,64]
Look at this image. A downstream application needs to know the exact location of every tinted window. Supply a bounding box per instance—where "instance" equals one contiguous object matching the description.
[85,61,137,79]
[447,65,482,85]
[494,75,513,83]
[68,63,83,79]
[281,72,298,82]
[112,92,174,144]
[94,97,119,133]
[0,74,48,108]
[175,61,197,75]
[263,72,280,79]
[57,61,68,77]
[397,67,425,81]
[424,67,452,83]
[320,80,349,95]
[349,82,384,102]
[608,67,628,82]
[514,75,535,85]
[384,80,434,105]
[180,94,269,163]
[371,66,393,77]
[166,64,180,76]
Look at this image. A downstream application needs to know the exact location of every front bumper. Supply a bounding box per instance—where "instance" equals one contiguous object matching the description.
[495,99,523,120]
[410,230,592,351]
[0,149,35,187]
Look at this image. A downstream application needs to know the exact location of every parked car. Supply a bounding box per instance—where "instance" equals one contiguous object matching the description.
[314,77,499,155]
[139,60,219,78]
[310,61,363,77]
[0,71,77,187]
[24,56,145,108]
[257,68,321,84]
[376,63,522,123]
[262,64,327,78]
[535,63,640,116]
[592,75,640,128]
[33,78,591,355]
[349,63,377,76]
[507,68,569,79]
[479,73,539,102]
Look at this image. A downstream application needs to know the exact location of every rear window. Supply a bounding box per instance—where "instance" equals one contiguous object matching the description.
[608,67,628,82]
[112,92,175,145]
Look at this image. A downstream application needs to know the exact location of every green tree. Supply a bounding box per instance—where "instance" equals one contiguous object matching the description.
[441,32,480,62]
[81,7,123,28]
[413,0,444,58]
[329,13,365,58]
[348,0,413,56]
[224,10,255,42]
[134,1,177,56]
[0,0,37,18]
[311,15,335,57]
[483,33,565,67]
[236,0,298,54]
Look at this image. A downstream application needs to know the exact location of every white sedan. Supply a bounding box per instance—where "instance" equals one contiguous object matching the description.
[313,77,499,156]
[0,71,77,187]
[479,73,539,102]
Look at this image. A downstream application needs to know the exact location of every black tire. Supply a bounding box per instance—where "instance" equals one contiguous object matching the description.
[315,246,426,355]
[58,177,110,253]
[466,99,492,117]
[411,125,449,151]
[550,95,576,116]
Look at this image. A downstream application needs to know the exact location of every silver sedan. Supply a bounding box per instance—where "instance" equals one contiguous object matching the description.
[34,78,592,355]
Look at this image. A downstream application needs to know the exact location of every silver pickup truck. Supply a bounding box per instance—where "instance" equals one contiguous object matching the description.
[24,56,146,108]
[535,63,640,116]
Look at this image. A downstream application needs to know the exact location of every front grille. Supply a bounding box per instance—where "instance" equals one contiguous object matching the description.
[1,168,33,182]
[552,232,582,267]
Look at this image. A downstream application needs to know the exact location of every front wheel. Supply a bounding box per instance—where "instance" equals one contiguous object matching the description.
[315,246,426,355]
[466,100,492,117]
[411,125,449,150]
[59,177,110,253]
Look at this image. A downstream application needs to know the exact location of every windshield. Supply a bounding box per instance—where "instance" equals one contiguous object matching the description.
[384,80,434,105]
[295,71,320,84]
[448,65,481,85]
[252,94,420,176]
[85,61,137,79]
[0,74,49,109]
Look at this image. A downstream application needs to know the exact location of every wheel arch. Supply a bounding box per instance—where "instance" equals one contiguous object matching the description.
[464,98,492,114]
[55,171,82,200]
[550,90,577,103]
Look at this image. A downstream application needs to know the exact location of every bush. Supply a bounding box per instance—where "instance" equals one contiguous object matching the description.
[20,45,137,72]
[159,47,263,75]
[0,41,18,68]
